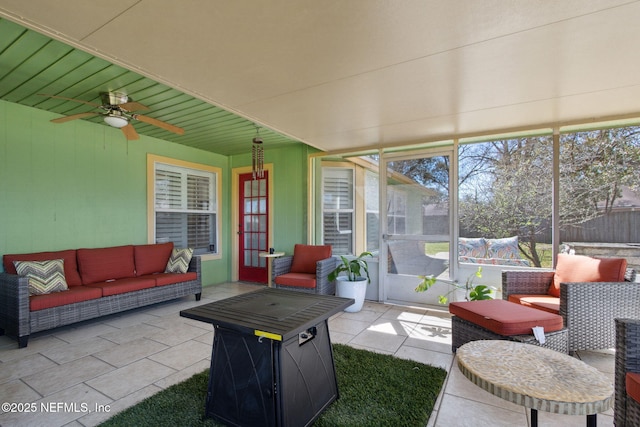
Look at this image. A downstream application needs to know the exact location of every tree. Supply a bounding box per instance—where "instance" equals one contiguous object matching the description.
[459,127,640,267]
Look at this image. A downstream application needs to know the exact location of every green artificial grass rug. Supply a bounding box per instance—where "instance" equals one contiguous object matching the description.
[99,344,447,427]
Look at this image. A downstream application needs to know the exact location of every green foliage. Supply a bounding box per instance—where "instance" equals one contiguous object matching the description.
[415,266,494,304]
[328,251,372,283]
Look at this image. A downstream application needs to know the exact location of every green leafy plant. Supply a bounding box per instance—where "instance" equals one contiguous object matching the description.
[328,251,373,283]
[415,266,493,304]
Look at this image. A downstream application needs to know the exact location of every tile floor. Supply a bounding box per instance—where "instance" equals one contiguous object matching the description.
[0,282,615,427]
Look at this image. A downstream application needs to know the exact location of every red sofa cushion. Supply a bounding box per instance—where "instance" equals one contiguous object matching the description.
[275,272,317,289]
[3,249,82,286]
[627,372,640,404]
[134,242,174,276]
[138,272,198,287]
[449,299,564,336]
[85,277,156,297]
[30,285,102,311]
[77,245,135,285]
[549,253,627,297]
[507,294,560,314]
[290,244,332,274]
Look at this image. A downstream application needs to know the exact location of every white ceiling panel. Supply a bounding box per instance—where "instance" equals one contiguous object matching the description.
[1,0,640,152]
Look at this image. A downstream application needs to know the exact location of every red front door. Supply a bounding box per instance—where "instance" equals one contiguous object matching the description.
[238,172,268,283]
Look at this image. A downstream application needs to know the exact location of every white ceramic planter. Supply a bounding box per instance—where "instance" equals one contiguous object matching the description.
[335,276,368,312]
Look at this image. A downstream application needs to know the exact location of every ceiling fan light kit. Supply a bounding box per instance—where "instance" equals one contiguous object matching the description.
[104,114,128,128]
[40,91,184,140]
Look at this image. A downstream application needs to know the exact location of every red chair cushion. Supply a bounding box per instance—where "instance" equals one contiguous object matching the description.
[549,254,628,297]
[30,285,102,311]
[508,294,560,314]
[134,242,174,276]
[4,249,82,287]
[274,272,317,289]
[77,245,135,285]
[449,299,564,336]
[85,277,156,297]
[289,244,332,274]
[627,372,640,404]
[138,272,198,286]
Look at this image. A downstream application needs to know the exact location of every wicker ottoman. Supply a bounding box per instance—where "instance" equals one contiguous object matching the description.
[450,300,568,354]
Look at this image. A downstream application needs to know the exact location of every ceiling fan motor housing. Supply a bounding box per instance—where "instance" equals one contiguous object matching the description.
[101,91,129,106]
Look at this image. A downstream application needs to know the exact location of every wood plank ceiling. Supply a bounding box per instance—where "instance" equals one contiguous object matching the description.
[0,18,300,156]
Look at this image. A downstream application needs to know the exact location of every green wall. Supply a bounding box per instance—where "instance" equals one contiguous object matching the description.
[230,143,316,254]
[0,100,231,285]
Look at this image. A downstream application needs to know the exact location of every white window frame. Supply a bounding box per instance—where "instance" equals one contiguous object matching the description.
[147,154,222,260]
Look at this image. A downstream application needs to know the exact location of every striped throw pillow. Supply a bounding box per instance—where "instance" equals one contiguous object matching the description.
[165,248,194,274]
[14,259,69,295]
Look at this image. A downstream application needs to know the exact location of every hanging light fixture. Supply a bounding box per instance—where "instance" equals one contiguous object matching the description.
[252,126,264,180]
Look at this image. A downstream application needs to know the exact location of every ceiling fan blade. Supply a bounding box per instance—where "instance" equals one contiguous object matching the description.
[134,114,184,135]
[50,112,99,123]
[121,123,140,140]
[38,94,101,108]
[119,101,150,112]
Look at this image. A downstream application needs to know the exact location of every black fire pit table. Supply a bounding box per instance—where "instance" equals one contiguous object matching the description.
[180,287,354,427]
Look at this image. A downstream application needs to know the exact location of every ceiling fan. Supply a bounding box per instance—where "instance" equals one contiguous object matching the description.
[39,92,185,140]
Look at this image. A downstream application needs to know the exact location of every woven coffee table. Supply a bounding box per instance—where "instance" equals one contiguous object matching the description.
[457,340,613,427]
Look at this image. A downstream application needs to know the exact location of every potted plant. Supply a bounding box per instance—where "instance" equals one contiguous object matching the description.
[329,251,372,312]
[415,266,493,304]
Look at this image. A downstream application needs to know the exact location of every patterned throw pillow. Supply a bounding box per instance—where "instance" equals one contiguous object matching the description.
[165,248,194,274]
[486,237,521,260]
[458,238,487,258]
[13,259,69,296]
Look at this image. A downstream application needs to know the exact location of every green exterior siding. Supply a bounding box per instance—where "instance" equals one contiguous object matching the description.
[0,100,235,286]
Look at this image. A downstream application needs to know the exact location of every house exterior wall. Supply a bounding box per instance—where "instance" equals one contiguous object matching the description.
[0,100,237,286]
[230,143,315,254]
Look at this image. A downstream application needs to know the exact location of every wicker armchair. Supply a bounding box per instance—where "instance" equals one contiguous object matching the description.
[272,244,337,295]
[615,318,640,427]
[503,269,640,353]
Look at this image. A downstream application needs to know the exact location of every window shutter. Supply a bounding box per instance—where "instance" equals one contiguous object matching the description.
[155,163,217,254]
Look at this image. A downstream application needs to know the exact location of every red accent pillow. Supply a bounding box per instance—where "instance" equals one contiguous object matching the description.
[3,249,82,286]
[77,245,135,285]
[290,244,332,274]
[134,242,174,276]
[549,253,627,297]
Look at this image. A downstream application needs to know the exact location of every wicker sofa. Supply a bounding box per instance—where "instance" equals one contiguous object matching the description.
[0,242,201,348]
[615,318,640,427]
[502,254,638,353]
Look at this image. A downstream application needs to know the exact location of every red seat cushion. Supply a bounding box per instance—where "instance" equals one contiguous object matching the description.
[627,372,640,404]
[4,249,82,286]
[77,245,135,284]
[134,242,174,276]
[275,272,317,289]
[30,286,102,311]
[85,277,156,297]
[290,244,332,274]
[549,254,627,297]
[508,294,560,314]
[138,272,198,286]
[449,299,564,336]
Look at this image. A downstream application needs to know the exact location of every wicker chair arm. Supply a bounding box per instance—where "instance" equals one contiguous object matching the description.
[187,255,202,277]
[561,281,640,352]
[0,272,30,339]
[272,256,294,279]
[315,257,338,295]
[501,270,555,300]
[615,318,640,426]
